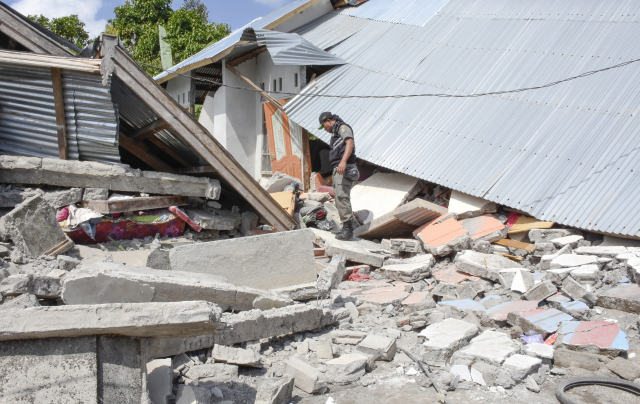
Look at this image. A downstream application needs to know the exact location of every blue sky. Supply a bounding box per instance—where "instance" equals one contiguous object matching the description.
[9,0,299,38]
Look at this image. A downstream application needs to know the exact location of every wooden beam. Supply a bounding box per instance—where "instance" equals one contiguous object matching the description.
[80,195,188,214]
[50,67,67,160]
[228,47,267,67]
[131,119,171,141]
[102,35,296,231]
[225,64,284,113]
[0,8,74,56]
[0,50,101,72]
[118,133,176,174]
[178,166,217,175]
[194,73,222,80]
[147,137,191,167]
[494,238,537,253]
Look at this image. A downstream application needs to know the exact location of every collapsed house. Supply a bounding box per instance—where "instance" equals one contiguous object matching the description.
[2,0,640,403]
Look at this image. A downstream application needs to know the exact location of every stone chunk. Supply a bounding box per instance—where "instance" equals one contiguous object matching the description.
[529,229,581,243]
[43,188,83,208]
[147,358,173,404]
[540,245,572,270]
[454,330,518,365]
[381,260,434,283]
[597,284,640,314]
[316,340,333,360]
[384,238,424,253]
[325,242,386,267]
[432,282,477,301]
[0,301,221,341]
[605,357,640,381]
[562,277,597,306]
[183,363,238,385]
[284,357,327,393]
[0,187,39,207]
[255,376,295,404]
[176,385,211,404]
[169,229,317,289]
[454,250,518,282]
[57,255,81,271]
[0,274,61,298]
[317,254,346,297]
[212,344,262,367]
[551,235,584,249]
[416,216,471,257]
[502,354,542,382]
[83,188,109,200]
[570,265,601,283]
[420,319,478,365]
[550,254,599,269]
[3,194,70,258]
[507,308,572,334]
[324,353,368,384]
[357,334,397,361]
[525,343,554,360]
[0,293,40,310]
[523,281,557,301]
[546,267,575,286]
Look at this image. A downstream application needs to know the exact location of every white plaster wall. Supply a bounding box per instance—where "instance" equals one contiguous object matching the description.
[198,94,215,138]
[273,0,334,33]
[256,52,303,102]
[165,73,192,108]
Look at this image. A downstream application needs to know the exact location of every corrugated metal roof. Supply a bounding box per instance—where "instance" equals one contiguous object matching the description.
[285,0,640,237]
[253,28,346,65]
[335,0,450,26]
[0,61,120,163]
[154,0,324,82]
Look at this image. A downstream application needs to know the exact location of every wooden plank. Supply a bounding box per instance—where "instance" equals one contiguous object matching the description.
[225,64,285,113]
[102,35,296,231]
[354,199,447,239]
[228,47,267,67]
[271,190,295,216]
[118,133,176,174]
[50,67,67,160]
[131,119,170,141]
[44,235,74,256]
[0,8,73,56]
[494,238,537,253]
[301,130,311,192]
[0,50,100,72]
[496,252,524,262]
[508,216,554,233]
[80,195,188,214]
[148,137,191,167]
[178,166,217,175]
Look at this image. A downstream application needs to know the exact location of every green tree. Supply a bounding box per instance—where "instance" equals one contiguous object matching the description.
[108,0,230,76]
[28,14,91,48]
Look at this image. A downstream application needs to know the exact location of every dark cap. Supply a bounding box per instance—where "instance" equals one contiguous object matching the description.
[318,111,333,130]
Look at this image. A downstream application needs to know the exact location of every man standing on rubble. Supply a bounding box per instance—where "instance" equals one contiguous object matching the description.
[319,112,359,240]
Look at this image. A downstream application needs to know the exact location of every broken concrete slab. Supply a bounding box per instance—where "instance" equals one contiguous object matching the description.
[170,229,317,289]
[454,330,518,365]
[325,242,386,267]
[350,172,422,225]
[0,301,221,341]
[416,216,472,257]
[550,254,599,269]
[147,358,173,404]
[448,190,498,220]
[503,354,542,382]
[551,235,584,249]
[525,343,554,360]
[433,266,481,284]
[211,344,262,368]
[454,250,518,282]
[459,214,508,244]
[438,299,486,313]
[546,267,576,286]
[61,262,289,311]
[0,293,40,310]
[401,291,435,312]
[183,363,239,386]
[186,209,241,231]
[596,284,640,314]
[569,264,601,283]
[381,259,434,283]
[431,282,478,301]
[528,229,581,243]
[507,308,573,334]
[83,188,109,200]
[0,187,39,208]
[0,274,62,298]
[3,193,71,258]
[356,286,410,305]
[357,334,396,361]
[354,199,446,239]
[255,376,295,404]
[0,156,221,199]
[420,318,478,365]
[562,277,597,306]
[317,254,346,297]
[272,283,318,301]
[605,357,640,381]
[523,281,557,301]
[383,238,424,253]
[540,245,572,270]
[284,357,327,393]
[310,228,381,250]
[575,246,628,258]
[560,321,629,354]
[553,348,602,371]
[324,353,368,384]
[486,300,540,321]
[43,188,84,208]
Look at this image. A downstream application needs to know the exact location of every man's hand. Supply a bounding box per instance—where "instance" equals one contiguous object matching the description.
[337,161,346,175]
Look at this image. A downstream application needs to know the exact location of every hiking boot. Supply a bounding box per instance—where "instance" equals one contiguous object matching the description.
[330,222,342,235]
[335,217,357,241]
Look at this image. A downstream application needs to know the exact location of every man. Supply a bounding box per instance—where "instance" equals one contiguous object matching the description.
[318,112,359,240]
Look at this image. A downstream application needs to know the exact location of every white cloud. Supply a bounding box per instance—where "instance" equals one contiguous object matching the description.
[252,0,291,8]
[10,0,107,40]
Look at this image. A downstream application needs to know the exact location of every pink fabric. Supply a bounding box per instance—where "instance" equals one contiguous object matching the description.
[506,212,521,228]
[56,206,69,222]
[348,269,372,282]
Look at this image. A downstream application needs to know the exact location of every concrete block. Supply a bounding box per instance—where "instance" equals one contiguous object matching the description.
[432,281,478,301]
[597,284,640,314]
[183,363,238,386]
[147,358,173,404]
[570,265,601,283]
[454,330,518,365]
[350,172,422,224]
[62,262,289,311]
[417,216,472,257]
[562,277,597,306]
[560,321,629,354]
[531,242,557,258]
[525,343,554,360]
[316,340,333,360]
[212,344,262,367]
[317,254,346,297]
[381,259,434,283]
[356,285,410,305]
[459,214,508,243]
[98,336,143,403]
[553,348,602,371]
[529,229,581,243]
[0,188,39,208]
[503,354,541,382]
[3,194,69,258]
[385,238,424,253]
[606,357,640,381]
[546,267,575,286]
[186,209,241,231]
[454,250,518,282]
[240,211,259,235]
[175,385,211,404]
[255,376,295,404]
[420,318,478,365]
[0,301,221,341]
[540,245,572,270]
[272,283,318,301]
[448,190,497,219]
[44,188,83,208]
[551,235,584,249]
[324,353,368,384]
[357,334,397,361]
[0,274,62,298]
[575,246,628,258]
[486,300,540,321]
[550,254,599,269]
[83,188,109,200]
[169,229,317,289]
[523,281,557,301]
[401,291,435,311]
[325,242,386,267]
[507,308,573,334]
[0,293,40,310]
[284,357,327,393]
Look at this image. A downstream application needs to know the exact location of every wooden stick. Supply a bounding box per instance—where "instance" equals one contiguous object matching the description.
[225,64,284,113]
[118,133,176,173]
[50,67,67,160]
[131,119,171,141]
